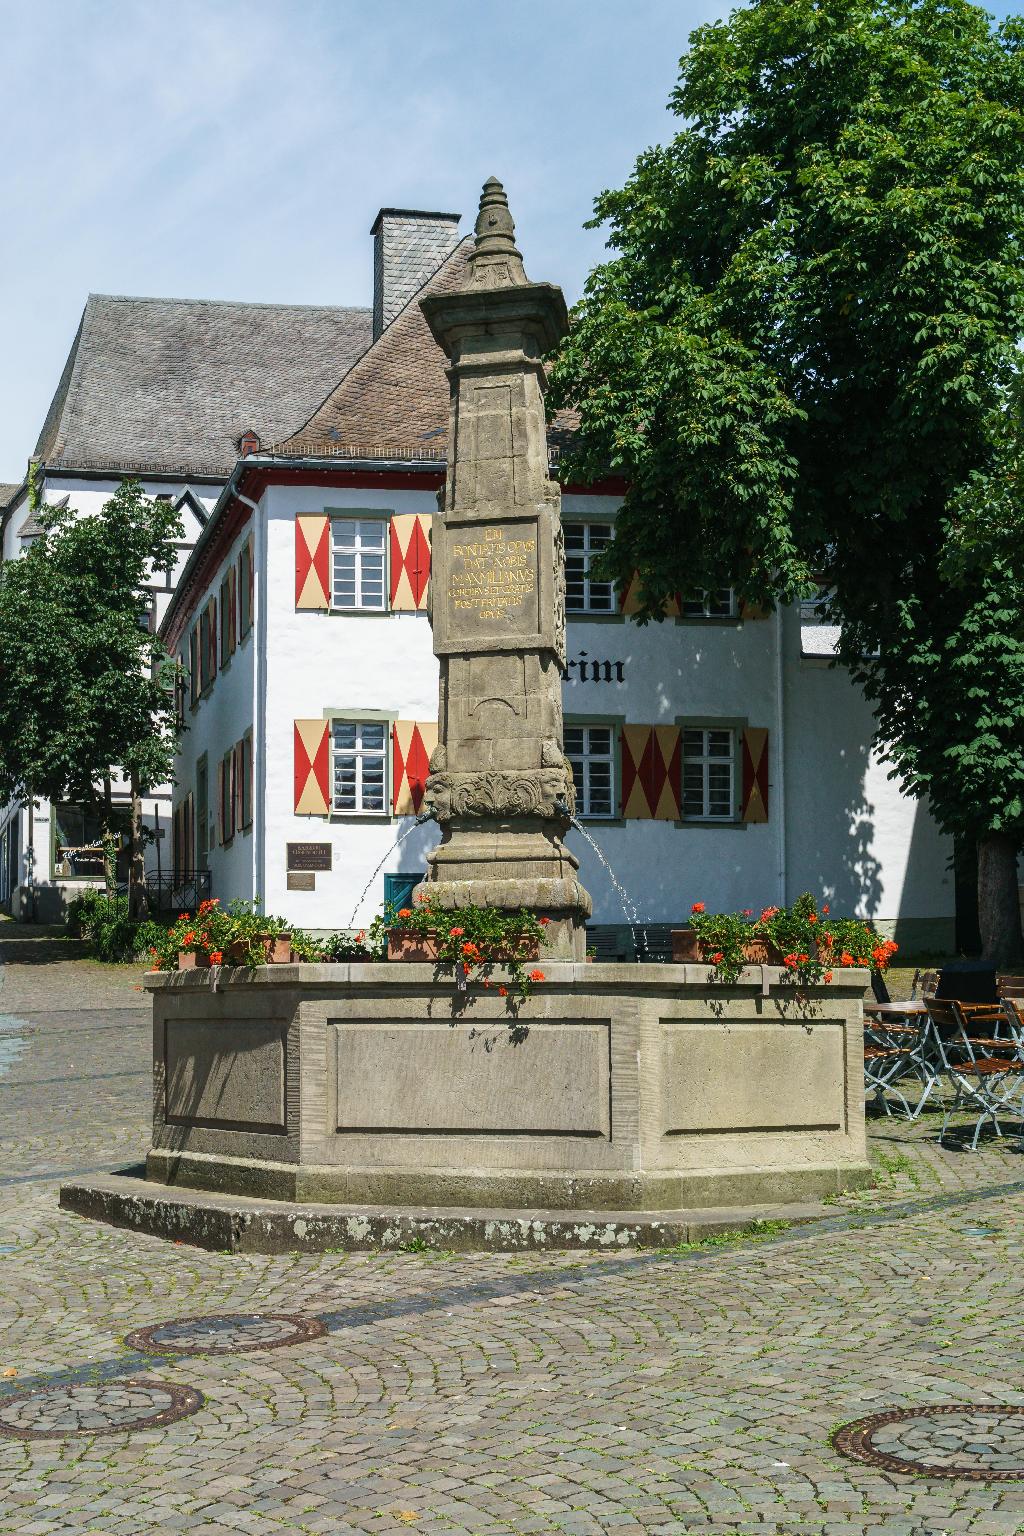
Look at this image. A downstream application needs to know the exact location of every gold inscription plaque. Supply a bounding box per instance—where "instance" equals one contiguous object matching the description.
[448,525,537,625]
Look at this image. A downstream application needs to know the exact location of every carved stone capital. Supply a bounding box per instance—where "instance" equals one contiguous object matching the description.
[425,765,575,824]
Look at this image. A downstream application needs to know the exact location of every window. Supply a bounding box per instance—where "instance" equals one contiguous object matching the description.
[188,627,200,707]
[196,756,209,869]
[564,522,614,613]
[682,588,736,619]
[331,720,387,813]
[682,728,736,820]
[235,732,253,831]
[565,725,615,818]
[175,652,187,726]
[331,519,386,610]
[219,569,236,663]
[218,751,235,846]
[52,803,106,879]
[239,538,253,638]
[198,597,217,692]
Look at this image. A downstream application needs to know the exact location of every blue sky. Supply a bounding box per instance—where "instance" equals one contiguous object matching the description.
[0,0,1018,483]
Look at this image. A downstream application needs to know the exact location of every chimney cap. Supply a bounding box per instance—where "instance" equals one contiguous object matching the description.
[370,207,460,236]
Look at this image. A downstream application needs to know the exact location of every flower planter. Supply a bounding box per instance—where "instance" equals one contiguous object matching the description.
[177,949,211,970]
[670,929,783,965]
[387,931,540,965]
[226,933,293,966]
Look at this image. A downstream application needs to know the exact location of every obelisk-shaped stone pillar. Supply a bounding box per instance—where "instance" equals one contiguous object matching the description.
[419,178,591,958]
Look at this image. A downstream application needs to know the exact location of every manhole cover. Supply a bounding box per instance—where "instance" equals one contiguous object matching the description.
[0,1378,202,1441]
[834,1405,1024,1480]
[124,1312,326,1356]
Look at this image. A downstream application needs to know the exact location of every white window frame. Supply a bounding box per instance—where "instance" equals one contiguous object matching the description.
[565,722,616,820]
[681,725,737,822]
[330,719,388,815]
[681,587,737,619]
[564,520,615,614]
[330,516,388,612]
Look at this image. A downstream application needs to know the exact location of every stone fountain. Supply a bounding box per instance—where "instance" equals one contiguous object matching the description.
[60,181,872,1252]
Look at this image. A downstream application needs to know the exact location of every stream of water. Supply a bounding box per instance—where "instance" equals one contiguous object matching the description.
[347,822,422,928]
[566,815,647,960]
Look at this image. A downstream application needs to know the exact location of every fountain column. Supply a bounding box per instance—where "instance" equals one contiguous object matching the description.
[419,178,591,957]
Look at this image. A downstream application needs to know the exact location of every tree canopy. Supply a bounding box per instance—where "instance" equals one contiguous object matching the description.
[0,479,183,897]
[549,0,1024,958]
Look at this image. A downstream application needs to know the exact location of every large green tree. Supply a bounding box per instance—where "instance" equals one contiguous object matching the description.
[549,0,1024,961]
[0,479,183,916]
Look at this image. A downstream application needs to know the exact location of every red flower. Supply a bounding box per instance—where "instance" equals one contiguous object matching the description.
[498,985,508,997]
[209,951,223,964]
[760,906,780,922]
[710,950,724,964]
[462,962,471,975]
[840,951,855,966]
[529,969,545,983]
[355,931,365,944]
[742,909,754,917]
[397,907,413,919]
[783,953,798,969]
[823,971,833,983]
[797,953,809,963]
[808,913,818,924]
[822,903,830,915]
[449,926,465,937]
[461,941,479,957]
[691,901,705,914]
[539,916,551,926]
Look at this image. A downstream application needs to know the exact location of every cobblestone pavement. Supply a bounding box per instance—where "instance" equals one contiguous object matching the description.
[3,928,1024,1534]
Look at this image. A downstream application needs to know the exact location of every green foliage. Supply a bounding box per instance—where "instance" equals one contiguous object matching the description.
[386,896,550,1000]
[67,889,163,963]
[688,892,896,984]
[550,0,1024,858]
[0,479,184,812]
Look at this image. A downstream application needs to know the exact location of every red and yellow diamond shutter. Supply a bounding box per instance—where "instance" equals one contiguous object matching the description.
[389,514,431,611]
[620,725,681,820]
[392,721,438,815]
[294,720,331,815]
[740,728,770,823]
[295,515,331,610]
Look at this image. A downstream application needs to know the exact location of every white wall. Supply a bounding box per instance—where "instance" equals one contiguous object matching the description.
[169,476,957,942]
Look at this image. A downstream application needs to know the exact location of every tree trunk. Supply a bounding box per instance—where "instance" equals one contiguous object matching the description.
[128,774,149,920]
[101,775,117,896]
[977,830,1024,966]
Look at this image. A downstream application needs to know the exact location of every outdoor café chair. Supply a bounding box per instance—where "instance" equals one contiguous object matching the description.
[864,1012,940,1121]
[924,997,1024,1151]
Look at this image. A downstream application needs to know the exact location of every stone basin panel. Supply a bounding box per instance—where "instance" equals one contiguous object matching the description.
[145,963,872,1210]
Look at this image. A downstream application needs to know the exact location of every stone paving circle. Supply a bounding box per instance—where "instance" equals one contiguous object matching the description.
[0,1377,204,1441]
[124,1311,327,1356]
[834,1404,1024,1480]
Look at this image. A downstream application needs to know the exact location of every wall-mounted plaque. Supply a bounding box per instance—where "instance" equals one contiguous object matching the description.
[287,871,315,891]
[287,842,332,871]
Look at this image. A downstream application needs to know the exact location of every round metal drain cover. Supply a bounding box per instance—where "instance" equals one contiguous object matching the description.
[0,1378,203,1441]
[125,1311,326,1356]
[834,1405,1024,1480]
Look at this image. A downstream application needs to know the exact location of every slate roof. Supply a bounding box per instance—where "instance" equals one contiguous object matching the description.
[36,295,373,478]
[277,238,577,462]
[0,484,20,510]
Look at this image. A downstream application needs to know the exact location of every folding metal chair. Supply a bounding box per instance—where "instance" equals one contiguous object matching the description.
[925,998,1024,1151]
[864,1015,939,1120]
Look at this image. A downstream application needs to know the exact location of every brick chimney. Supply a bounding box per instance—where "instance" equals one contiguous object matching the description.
[371,207,461,341]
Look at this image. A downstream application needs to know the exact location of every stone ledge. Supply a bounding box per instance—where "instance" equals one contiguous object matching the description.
[143,962,871,994]
[59,1169,833,1254]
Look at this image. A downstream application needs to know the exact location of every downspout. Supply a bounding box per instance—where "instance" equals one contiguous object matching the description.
[234,489,265,908]
[775,604,787,907]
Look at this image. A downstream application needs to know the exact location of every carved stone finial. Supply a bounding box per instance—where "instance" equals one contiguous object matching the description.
[468,176,527,288]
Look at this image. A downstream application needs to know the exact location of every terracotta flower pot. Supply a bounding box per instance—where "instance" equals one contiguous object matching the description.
[226,933,293,965]
[387,931,541,964]
[670,929,784,965]
[178,949,211,970]
[388,932,440,962]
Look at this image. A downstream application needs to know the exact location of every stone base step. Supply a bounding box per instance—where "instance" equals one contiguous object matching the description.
[60,1168,831,1253]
